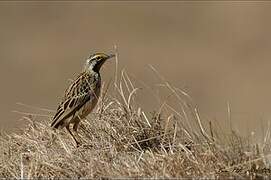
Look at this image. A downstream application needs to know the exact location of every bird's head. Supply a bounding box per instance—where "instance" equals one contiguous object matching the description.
[84,52,115,72]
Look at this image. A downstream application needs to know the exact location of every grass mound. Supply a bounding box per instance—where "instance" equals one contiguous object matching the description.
[1,69,271,178]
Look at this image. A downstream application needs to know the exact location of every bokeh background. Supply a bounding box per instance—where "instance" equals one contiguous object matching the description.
[1,2,271,138]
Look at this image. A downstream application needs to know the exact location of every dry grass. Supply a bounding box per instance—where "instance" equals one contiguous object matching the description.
[1,68,271,179]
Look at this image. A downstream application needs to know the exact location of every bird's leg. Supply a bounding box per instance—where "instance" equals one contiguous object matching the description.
[72,116,82,144]
[73,117,80,132]
[49,128,57,146]
[66,125,80,147]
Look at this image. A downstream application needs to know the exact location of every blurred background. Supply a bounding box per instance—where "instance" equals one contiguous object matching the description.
[1,2,271,138]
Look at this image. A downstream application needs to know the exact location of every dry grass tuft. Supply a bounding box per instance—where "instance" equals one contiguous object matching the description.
[1,68,271,178]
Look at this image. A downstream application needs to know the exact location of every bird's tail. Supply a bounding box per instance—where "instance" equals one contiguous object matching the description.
[51,121,61,129]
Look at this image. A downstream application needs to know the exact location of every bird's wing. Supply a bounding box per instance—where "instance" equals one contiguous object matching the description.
[51,72,98,128]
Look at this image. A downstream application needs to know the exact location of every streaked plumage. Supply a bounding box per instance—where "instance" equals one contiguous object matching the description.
[51,53,115,147]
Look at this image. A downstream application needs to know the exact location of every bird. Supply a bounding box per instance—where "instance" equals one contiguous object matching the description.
[51,52,115,147]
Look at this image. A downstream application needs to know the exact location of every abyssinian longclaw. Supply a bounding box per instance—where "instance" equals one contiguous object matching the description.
[51,53,115,147]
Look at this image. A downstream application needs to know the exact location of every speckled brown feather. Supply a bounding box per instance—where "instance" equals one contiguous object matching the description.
[51,71,101,129]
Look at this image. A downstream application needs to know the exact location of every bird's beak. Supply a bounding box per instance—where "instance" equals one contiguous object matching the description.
[107,54,116,60]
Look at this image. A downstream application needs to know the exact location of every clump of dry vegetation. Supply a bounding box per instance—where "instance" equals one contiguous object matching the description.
[1,68,271,178]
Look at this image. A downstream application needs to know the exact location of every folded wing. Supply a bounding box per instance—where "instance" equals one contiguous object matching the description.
[51,72,96,128]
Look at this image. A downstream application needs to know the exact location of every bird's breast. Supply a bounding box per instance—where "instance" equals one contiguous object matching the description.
[79,76,101,118]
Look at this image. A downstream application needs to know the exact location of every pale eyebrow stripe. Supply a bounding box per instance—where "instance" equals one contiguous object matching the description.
[91,55,99,60]
[91,53,105,60]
